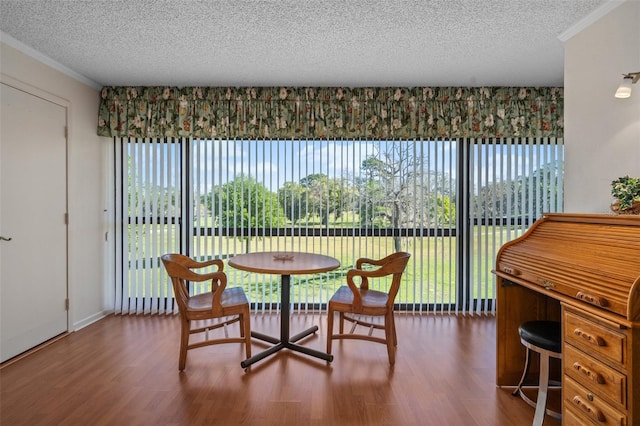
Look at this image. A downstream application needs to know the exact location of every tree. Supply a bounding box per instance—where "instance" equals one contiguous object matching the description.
[206,175,287,252]
[472,180,516,218]
[473,160,563,219]
[278,181,307,224]
[355,177,388,227]
[358,142,456,251]
[298,173,352,225]
[524,160,563,216]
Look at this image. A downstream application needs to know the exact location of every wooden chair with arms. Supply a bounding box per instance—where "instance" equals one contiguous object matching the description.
[327,252,411,365]
[161,254,251,371]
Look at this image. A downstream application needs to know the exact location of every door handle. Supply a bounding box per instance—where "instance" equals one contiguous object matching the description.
[0,236,12,241]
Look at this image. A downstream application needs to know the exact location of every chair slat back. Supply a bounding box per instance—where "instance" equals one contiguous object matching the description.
[379,252,411,306]
[347,251,411,310]
[161,254,227,312]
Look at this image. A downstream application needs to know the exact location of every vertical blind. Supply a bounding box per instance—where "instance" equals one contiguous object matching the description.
[113,137,564,315]
[465,137,564,314]
[113,138,183,314]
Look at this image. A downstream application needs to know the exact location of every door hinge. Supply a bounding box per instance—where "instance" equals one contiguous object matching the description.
[64,126,68,138]
[65,298,70,311]
[65,213,69,225]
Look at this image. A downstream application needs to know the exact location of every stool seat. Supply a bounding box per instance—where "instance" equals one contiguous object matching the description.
[519,320,562,353]
[513,320,562,426]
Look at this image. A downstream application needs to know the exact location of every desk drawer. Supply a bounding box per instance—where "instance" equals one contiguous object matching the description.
[564,377,627,426]
[564,344,627,408]
[564,404,591,426]
[564,311,626,366]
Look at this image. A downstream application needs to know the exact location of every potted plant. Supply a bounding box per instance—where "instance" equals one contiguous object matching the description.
[610,175,640,215]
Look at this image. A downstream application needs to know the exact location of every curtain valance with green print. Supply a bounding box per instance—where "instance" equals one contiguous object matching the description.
[97,86,563,139]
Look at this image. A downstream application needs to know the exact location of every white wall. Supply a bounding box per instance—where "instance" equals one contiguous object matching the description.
[1,42,110,330]
[563,0,640,213]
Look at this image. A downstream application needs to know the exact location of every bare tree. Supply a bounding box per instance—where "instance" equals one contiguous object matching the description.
[358,141,456,251]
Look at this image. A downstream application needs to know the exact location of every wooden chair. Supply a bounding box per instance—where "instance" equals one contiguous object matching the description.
[327,252,411,365]
[161,254,251,371]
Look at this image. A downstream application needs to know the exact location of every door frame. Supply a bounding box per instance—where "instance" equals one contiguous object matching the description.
[0,73,71,356]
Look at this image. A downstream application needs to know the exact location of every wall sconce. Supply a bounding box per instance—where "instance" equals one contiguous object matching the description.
[615,72,640,98]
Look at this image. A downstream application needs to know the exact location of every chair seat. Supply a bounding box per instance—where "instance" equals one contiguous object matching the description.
[329,285,389,308]
[187,286,249,311]
[518,320,562,353]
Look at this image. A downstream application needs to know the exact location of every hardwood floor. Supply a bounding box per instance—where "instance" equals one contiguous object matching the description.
[1,313,561,425]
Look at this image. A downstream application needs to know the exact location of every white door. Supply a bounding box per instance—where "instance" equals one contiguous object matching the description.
[0,82,68,362]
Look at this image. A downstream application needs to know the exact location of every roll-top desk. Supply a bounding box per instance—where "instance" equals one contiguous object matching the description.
[494,213,640,425]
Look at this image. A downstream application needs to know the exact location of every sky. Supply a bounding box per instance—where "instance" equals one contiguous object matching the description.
[127,138,563,195]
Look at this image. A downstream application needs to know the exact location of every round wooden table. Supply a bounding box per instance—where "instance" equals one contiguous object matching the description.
[229,251,340,369]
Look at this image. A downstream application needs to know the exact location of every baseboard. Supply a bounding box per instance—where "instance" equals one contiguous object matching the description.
[72,310,113,331]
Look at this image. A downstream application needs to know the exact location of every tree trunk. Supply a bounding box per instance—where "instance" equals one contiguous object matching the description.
[392,203,402,252]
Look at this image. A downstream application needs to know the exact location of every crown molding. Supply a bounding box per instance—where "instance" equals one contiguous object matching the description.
[558,0,627,43]
[1,31,101,90]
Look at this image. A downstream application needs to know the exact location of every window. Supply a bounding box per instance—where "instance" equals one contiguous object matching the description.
[113,137,563,315]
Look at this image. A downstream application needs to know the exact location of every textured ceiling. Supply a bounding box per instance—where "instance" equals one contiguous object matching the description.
[0,0,609,88]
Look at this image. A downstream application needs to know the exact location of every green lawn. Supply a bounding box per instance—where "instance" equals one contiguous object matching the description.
[126,225,525,307]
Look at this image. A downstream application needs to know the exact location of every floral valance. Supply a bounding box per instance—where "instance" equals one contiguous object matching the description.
[97,86,563,139]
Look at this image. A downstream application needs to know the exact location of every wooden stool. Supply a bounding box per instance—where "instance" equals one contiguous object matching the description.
[512,320,562,426]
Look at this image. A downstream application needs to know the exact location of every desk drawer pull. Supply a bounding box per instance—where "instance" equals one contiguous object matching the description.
[572,396,606,422]
[502,266,520,276]
[576,291,608,307]
[572,362,605,384]
[573,328,606,347]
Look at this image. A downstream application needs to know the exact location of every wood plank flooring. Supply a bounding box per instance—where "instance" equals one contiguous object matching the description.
[1,313,561,425]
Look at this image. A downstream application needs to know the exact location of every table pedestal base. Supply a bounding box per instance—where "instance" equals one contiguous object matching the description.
[240,274,334,369]
[241,326,333,369]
